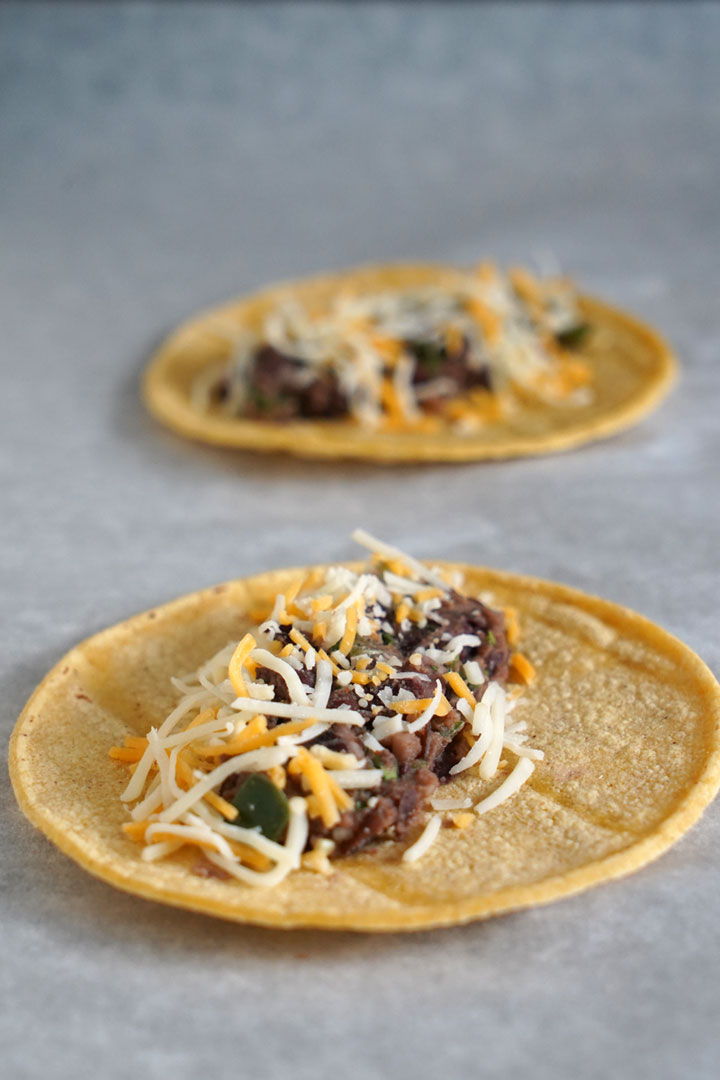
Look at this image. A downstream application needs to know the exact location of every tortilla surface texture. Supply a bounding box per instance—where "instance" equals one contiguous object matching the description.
[143,264,676,463]
[11,563,720,932]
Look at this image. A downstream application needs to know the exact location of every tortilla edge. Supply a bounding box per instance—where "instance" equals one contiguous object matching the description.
[142,264,677,462]
[10,563,720,932]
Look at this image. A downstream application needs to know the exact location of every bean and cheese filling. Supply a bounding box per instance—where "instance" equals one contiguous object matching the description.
[198,264,592,430]
[110,531,543,885]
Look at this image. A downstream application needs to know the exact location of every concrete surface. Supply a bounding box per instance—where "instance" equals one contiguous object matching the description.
[1,4,719,1078]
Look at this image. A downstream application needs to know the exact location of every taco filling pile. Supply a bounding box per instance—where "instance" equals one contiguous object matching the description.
[196,264,592,430]
[110,531,541,886]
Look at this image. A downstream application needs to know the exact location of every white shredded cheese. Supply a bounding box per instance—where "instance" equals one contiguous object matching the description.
[430,796,473,811]
[251,648,310,705]
[229,698,365,724]
[402,814,442,863]
[474,757,535,815]
[406,679,444,734]
[331,769,384,789]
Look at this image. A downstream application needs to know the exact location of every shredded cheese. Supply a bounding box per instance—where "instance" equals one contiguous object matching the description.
[402,815,442,863]
[474,757,535,815]
[113,529,544,888]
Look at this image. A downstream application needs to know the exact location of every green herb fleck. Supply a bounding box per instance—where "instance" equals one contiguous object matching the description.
[556,322,591,348]
[382,764,398,781]
[486,630,496,646]
[251,389,273,413]
[410,340,446,373]
[381,631,396,645]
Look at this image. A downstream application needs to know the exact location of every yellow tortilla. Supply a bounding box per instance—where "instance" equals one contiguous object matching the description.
[143,263,676,462]
[10,562,720,931]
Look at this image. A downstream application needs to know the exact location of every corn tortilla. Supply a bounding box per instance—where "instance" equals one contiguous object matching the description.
[10,562,720,932]
[143,263,676,463]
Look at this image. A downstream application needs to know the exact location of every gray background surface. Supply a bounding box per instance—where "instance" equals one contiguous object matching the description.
[2,3,719,1078]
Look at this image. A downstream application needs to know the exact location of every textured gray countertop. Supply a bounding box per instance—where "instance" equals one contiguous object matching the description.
[2,3,719,1078]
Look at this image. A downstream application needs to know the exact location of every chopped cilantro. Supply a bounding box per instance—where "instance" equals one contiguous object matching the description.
[486,630,496,645]
[381,631,396,645]
[382,764,398,781]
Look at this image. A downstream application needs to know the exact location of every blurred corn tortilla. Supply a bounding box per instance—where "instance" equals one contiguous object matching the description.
[10,562,720,932]
[142,263,676,463]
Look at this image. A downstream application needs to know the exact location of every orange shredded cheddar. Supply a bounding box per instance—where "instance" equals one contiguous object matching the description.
[193,717,312,759]
[451,812,475,830]
[227,841,271,872]
[204,790,239,821]
[435,694,452,717]
[371,335,405,366]
[109,746,145,763]
[228,633,257,697]
[325,773,354,813]
[509,266,542,306]
[288,748,339,828]
[175,752,239,821]
[289,627,314,653]
[445,671,477,711]
[444,324,464,355]
[124,735,149,749]
[187,706,219,731]
[415,588,443,603]
[474,260,498,283]
[283,577,304,608]
[396,601,411,624]
[467,297,502,344]
[338,604,358,655]
[391,697,436,715]
[301,846,334,876]
[317,649,342,675]
[379,377,407,422]
[504,606,520,646]
[509,653,536,685]
[267,765,287,790]
[122,820,149,843]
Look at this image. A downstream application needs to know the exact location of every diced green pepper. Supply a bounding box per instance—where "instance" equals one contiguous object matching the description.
[556,322,591,348]
[410,340,446,373]
[231,774,289,841]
